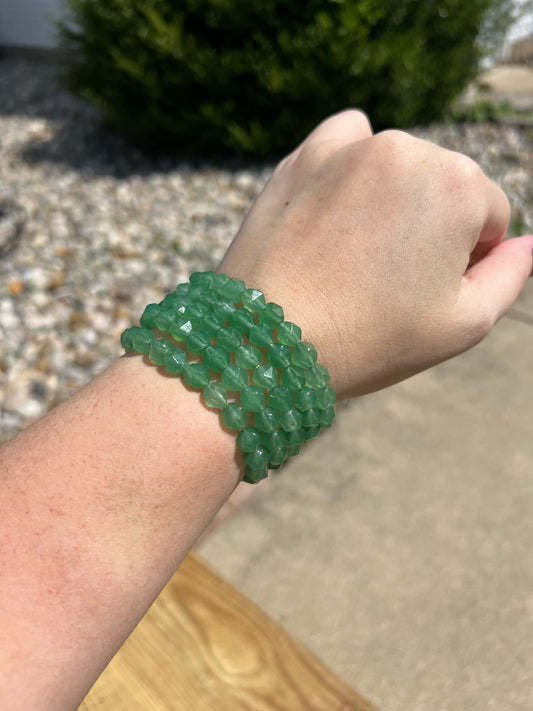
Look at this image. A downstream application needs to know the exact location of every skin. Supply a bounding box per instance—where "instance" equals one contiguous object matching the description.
[0,110,532,710]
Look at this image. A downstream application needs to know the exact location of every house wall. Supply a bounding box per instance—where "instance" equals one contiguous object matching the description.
[0,0,64,49]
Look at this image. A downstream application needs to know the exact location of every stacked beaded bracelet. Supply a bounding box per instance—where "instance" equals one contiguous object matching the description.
[120,271,336,484]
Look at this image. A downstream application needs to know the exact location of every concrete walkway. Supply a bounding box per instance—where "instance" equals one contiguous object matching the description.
[198,278,533,711]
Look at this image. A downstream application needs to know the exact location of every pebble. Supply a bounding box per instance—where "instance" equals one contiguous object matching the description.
[0,58,532,442]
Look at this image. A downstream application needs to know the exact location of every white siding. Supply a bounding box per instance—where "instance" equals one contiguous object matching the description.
[0,0,65,48]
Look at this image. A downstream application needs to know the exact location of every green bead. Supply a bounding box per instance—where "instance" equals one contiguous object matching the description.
[164,347,187,374]
[293,387,317,412]
[121,326,155,354]
[292,341,318,369]
[201,312,225,338]
[236,427,262,452]
[320,406,336,427]
[260,302,284,328]
[217,327,241,351]
[282,365,306,392]
[261,428,287,451]
[221,402,247,430]
[249,323,274,347]
[169,317,193,342]
[242,288,266,312]
[213,298,236,321]
[153,307,177,332]
[304,425,322,440]
[302,406,322,427]
[183,363,210,389]
[212,272,230,293]
[161,293,188,313]
[254,407,280,433]
[186,329,211,354]
[184,302,208,325]
[148,338,173,365]
[203,381,228,409]
[222,364,249,391]
[277,321,301,346]
[286,428,305,456]
[189,271,204,284]
[139,303,160,329]
[235,344,262,369]
[241,385,266,412]
[279,408,303,432]
[268,445,288,468]
[245,446,270,470]
[221,277,246,302]
[201,290,221,311]
[306,364,330,390]
[253,364,278,389]
[243,465,269,484]
[267,343,291,369]
[187,283,205,301]
[203,345,230,372]
[176,282,190,296]
[268,385,292,411]
[198,271,215,289]
[230,309,255,334]
[315,386,336,409]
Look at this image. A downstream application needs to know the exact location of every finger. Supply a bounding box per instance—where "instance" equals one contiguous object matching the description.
[468,180,510,267]
[458,234,533,339]
[305,109,373,145]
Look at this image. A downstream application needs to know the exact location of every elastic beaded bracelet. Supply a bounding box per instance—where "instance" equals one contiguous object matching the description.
[120,271,336,484]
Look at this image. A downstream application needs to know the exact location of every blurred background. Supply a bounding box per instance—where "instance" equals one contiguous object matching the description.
[0,2,532,710]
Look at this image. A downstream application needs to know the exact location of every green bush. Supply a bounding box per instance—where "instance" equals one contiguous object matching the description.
[57,0,514,157]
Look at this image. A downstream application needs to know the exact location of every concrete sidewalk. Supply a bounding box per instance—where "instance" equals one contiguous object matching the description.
[198,278,533,711]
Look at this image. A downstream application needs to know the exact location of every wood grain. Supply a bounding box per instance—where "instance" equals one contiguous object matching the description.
[79,552,378,711]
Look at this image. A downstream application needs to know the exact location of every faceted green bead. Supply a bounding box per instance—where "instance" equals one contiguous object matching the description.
[186,329,211,354]
[198,271,215,290]
[245,446,270,470]
[253,364,278,389]
[220,402,247,430]
[303,425,321,440]
[268,385,293,412]
[139,303,160,329]
[302,406,322,427]
[286,428,305,456]
[203,381,228,409]
[292,341,318,369]
[235,344,262,369]
[320,406,336,427]
[268,445,288,468]
[315,386,336,410]
[260,302,284,328]
[189,271,204,285]
[249,323,274,347]
[282,365,306,392]
[243,465,269,484]
[187,283,205,301]
[184,302,208,325]
[261,428,287,451]
[267,343,291,369]
[236,427,262,452]
[176,282,190,296]
[242,288,266,313]
[212,272,230,294]
[254,407,280,434]
[241,385,266,412]
[279,408,303,432]
[217,327,241,351]
[306,364,330,390]
[169,317,193,342]
[201,312,224,338]
[293,387,317,412]
[221,364,249,391]
[161,293,188,312]
[203,345,230,372]
[221,277,246,302]
[121,326,155,354]
[230,309,255,334]
[153,307,177,332]
[201,290,221,311]
[277,321,302,346]
[164,347,187,374]
[148,338,173,366]
[183,363,210,389]
[213,297,236,321]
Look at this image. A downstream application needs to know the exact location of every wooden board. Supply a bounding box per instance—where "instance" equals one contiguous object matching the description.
[79,552,378,711]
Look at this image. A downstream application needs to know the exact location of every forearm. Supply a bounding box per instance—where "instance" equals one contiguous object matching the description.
[0,354,241,711]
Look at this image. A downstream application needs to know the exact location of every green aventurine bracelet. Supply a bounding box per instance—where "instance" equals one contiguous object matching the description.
[120,271,336,484]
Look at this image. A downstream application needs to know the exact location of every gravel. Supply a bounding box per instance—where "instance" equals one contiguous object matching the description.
[1,57,532,442]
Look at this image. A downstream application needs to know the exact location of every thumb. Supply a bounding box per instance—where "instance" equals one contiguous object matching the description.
[457,235,533,343]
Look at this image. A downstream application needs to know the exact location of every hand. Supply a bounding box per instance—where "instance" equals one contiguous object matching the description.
[218,110,533,400]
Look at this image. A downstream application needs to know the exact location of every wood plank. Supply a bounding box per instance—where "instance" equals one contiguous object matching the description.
[79,552,378,711]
